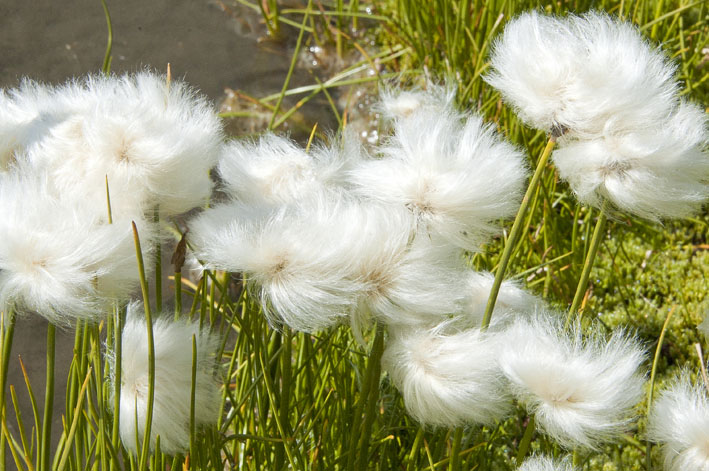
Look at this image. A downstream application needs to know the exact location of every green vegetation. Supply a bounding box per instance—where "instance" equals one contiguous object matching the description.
[1,0,708,469]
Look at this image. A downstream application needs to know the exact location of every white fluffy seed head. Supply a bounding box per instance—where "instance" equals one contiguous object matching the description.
[518,455,576,471]
[189,193,413,331]
[383,325,512,427]
[350,109,527,251]
[456,271,544,329]
[498,312,646,449]
[486,11,678,137]
[377,81,457,121]
[0,170,156,324]
[218,132,361,207]
[647,370,709,471]
[0,79,85,171]
[115,304,221,456]
[355,239,469,329]
[553,100,709,220]
[10,72,222,218]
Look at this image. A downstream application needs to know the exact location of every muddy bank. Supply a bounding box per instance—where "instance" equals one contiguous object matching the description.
[0,0,290,99]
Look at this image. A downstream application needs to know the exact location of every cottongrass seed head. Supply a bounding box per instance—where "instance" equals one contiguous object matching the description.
[349,107,527,251]
[498,312,646,449]
[377,80,456,121]
[13,71,223,219]
[383,325,512,427]
[552,100,709,220]
[486,10,709,219]
[647,370,709,471]
[0,169,156,324]
[217,131,359,207]
[518,455,577,471]
[115,303,220,455]
[188,193,388,332]
[486,11,678,137]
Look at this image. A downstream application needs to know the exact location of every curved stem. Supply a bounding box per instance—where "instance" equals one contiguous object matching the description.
[564,201,608,329]
[515,415,535,465]
[40,323,55,471]
[482,136,556,330]
[0,311,16,469]
[645,306,676,471]
[347,326,384,471]
[406,428,424,471]
[100,0,113,74]
[448,427,463,471]
[133,222,155,471]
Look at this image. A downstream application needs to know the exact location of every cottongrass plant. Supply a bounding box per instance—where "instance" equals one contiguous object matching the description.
[191,89,529,333]
[647,370,709,471]
[217,132,360,207]
[481,9,709,333]
[1,4,704,469]
[376,81,456,121]
[0,71,223,324]
[189,194,377,331]
[114,303,220,456]
[498,313,646,450]
[486,10,709,220]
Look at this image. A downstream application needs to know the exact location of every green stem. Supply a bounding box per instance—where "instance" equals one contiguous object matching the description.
[100,0,113,74]
[481,135,556,330]
[275,328,293,470]
[564,201,608,329]
[516,415,535,464]
[646,306,676,471]
[481,136,556,330]
[0,311,16,469]
[267,0,311,130]
[93,325,108,471]
[154,208,162,314]
[40,323,55,471]
[448,428,463,471]
[174,271,182,320]
[105,176,113,224]
[110,304,122,470]
[189,335,197,462]
[350,327,385,471]
[133,222,155,471]
[406,428,424,471]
